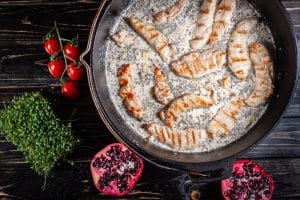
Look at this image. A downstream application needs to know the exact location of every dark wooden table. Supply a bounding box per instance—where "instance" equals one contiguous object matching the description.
[0,1,299,199]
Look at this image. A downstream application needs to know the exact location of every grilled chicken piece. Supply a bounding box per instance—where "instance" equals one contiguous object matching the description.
[170,49,226,79]
[112,29,127,46]
[209,0,237,45]
[118,64,143,120]
[129,17,177,63]
[218,75,232,90]
[160,94,214,128]
[144,124,209,150]
[153,0,187,24]
[208,86,218,104]
[190,0,218,49]
[228,18,257,79]
[207,98,245,137]
[245,43,274,107]
[153,65,172,105]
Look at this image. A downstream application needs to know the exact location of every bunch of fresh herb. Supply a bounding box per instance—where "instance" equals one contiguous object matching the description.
[0,92,78,177]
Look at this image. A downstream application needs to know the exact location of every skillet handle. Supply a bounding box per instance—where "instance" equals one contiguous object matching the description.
[80,47,91,70]
[189,159,234,183]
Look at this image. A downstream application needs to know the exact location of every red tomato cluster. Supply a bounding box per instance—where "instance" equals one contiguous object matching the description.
[44,29,85,100]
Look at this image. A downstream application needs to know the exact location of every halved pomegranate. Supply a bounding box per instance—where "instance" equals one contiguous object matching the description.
[90,143,144,197]
[221,160,274,200]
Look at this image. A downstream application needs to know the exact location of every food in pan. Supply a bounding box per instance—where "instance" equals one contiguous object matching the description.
[190,0,218,49]
[208,86,219,104]
[228,18,258,80]
[153,0,187,24]
[106,0,275,153]
[207,97,245,138]
[112,29,135,47]
[118,64,144,120]
[153,64,172,105]
[159,94,214,128]
[209,0,237,45]
[145,124,208,150]
[129,17,177,63]
[170,49,226,79]
[245,43,274,107]
[112,29,127,46]
[218,75,232,91]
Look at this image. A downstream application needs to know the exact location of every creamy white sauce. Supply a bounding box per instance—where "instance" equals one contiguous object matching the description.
[104,0,274,153]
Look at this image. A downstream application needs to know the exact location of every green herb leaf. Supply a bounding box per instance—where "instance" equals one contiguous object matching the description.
[0,92,78,177]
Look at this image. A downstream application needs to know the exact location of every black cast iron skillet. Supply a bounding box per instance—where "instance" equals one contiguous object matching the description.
[80,0,298,182]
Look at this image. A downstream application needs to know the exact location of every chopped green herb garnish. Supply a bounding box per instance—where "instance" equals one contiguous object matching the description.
[0,92,78,177]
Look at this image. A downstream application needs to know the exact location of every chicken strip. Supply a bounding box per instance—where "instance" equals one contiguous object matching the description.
[190,0,218,49]
[144,123,209,150]
[118,64,143,120]
[170,49,226,79]
[153,64,172,105]
[112,29,127,46]
[129,17,177,63]
[228,18,257,79]
[209,0,237,45]
[160,94,214,128]
[245,43,274,107]
[218,75,232,90]
[153,0,187,24]
[207,98,245,138]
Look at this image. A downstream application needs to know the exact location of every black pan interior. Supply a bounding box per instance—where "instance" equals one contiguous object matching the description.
[88,0,298,172]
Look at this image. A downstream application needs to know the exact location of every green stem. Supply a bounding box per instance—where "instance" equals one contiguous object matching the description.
[61,38,73,43]
[42,174,47,191]
[54,21,68,84]
[48,27,56,34]
[67,56,77,64]
[44,27,56,41]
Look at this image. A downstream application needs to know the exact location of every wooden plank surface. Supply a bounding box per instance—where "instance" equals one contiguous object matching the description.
[0,0,299,199]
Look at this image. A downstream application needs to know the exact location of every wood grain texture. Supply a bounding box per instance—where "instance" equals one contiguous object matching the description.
[0,0,299,199]
[0,159,299,200]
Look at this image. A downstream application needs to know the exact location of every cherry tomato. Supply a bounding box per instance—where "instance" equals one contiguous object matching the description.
[48,58,65,79]
[44,37,60,56]
[64,43,81,61]
[67,62,85,81]
[61,81,80,100]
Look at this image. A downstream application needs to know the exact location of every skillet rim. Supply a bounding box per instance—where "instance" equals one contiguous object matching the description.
[80,0,299,174]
